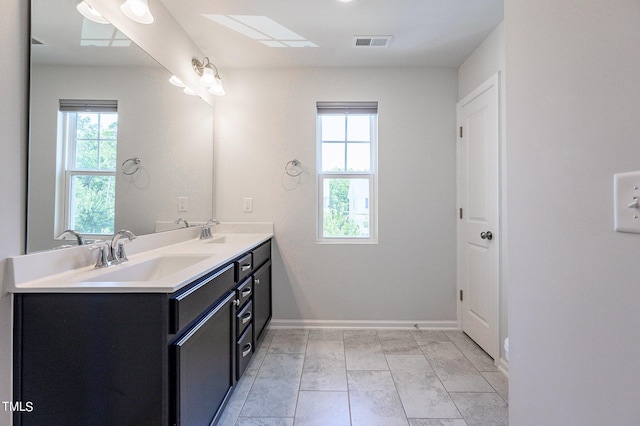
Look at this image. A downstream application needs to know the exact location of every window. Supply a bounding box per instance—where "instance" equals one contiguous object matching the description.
[59,100,118,236]
[317,101,377,242]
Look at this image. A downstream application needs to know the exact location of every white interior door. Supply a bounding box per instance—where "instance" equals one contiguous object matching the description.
[457,74,500,360]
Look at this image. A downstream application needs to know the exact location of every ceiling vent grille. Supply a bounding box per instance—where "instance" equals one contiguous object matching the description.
[352,35,392,48]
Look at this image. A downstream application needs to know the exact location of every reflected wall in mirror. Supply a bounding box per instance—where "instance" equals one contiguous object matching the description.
[28,0,214,253]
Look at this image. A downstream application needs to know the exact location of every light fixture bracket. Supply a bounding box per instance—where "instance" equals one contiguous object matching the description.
[192,57,220,77]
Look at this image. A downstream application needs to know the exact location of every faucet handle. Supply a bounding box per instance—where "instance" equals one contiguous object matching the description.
[116,241,129,263]
[89,243,112,268]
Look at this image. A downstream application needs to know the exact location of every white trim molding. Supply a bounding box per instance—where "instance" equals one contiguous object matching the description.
[269,319,459,330]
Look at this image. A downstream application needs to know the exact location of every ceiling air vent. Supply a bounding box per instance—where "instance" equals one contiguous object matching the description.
[352,35,392,48]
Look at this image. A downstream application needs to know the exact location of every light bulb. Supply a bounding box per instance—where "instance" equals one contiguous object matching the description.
[183,87,198,96]
[129,0,146,16]
[208,77,225,96]
[199,66,215,87]
[76,1,109,24]
[169,75,185,88]
[120,0,154,24]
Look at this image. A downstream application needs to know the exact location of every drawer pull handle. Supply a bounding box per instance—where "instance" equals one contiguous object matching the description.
[232,299,240,307]
[242,312,252,324]
[242,343,252,357]
[241,288,252,297]
[255,278,260,285]
[241,264,252,272]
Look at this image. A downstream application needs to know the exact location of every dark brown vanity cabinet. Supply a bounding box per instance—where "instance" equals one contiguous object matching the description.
[14,238,272,426]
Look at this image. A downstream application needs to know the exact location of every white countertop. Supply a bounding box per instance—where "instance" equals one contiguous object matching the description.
[5,223,273,293]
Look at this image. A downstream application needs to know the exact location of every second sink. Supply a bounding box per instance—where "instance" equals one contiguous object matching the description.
[85,255,210,283]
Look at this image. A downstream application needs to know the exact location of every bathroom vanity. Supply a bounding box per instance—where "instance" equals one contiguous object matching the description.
[8,228,272,426]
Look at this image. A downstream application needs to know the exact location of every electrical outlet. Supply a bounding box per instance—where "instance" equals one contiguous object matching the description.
[243,197,253,213]
[178,197,188,212]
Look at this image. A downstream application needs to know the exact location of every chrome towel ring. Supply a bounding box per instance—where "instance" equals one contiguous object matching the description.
[285,159,303,177]
[121,157,141,175]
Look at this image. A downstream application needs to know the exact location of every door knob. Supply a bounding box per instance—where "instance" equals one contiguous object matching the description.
[480,231,493,240]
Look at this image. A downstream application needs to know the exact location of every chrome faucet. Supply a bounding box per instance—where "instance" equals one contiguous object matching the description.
[174,218,190,228]
[200,219,220,239]
[56,229,85,246]
[110,230,136,264]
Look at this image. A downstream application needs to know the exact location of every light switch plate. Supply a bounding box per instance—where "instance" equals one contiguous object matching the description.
[243,197,253,213]
[614,171,640,233]
[178,197,188,212]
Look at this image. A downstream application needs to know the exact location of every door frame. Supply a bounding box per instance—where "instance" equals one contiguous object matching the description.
[456,72,504,365]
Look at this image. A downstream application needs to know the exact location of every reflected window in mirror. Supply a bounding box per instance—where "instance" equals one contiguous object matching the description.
[59,100,118,237]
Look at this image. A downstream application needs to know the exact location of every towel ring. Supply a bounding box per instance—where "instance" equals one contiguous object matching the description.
[121,157,141,175]
[285,159,303,177]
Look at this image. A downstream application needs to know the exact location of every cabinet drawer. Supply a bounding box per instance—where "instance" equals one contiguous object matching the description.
[253,240,271,270]
[236,324,253,380]
[169,264,235,334]
[236,277,252,307]
[236,300,253,337]
[235,253,253,283]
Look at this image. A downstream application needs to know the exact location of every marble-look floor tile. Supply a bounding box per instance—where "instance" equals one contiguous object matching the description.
[348,370,409,426]
[346,351,389,370]
[294,391,350,426]
[216,368,258,426]
[268,329,309,354]
[308,329,344,341]
[450,392,508,426]
[409,419,468,426]
[387,355,461,419]
[240,353,304,417]
[301,352,347,391]
[481,372,509,403]
[305,339,345,357]
[421,342,494,392]
[377,330,422,355]
[444,331,497,372]
[236,418,294,426]
[410,330,453,345]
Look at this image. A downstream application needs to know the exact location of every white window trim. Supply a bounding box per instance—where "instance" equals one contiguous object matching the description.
[316,110,378,243]
[57,107,117,238]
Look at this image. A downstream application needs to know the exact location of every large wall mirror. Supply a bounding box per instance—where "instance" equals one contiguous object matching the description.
[27,0,214,253]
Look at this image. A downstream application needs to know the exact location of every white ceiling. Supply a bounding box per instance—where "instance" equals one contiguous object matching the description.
[160,0,504,69]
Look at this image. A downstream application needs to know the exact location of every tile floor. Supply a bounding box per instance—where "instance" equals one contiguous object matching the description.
[218,328,508,426]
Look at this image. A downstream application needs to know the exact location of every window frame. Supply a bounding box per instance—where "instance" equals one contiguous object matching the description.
[58,102,118,238]
[316,103,378,243]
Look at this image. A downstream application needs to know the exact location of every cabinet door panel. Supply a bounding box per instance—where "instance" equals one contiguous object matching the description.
[171,292,235,426]
[253,260,272,343]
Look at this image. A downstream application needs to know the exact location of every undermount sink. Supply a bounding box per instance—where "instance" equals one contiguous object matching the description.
[85,255,210,282]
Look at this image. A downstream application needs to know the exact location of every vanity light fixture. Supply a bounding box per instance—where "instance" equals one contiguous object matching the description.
[168,75,186,88]
[183,87,198,96]
[120,0,154,24]
[192,57,225,96]
[76,1,109,24]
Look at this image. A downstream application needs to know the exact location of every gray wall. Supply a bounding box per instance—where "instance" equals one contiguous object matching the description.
[506,0,640,423]
[0,1,28,424]
[214,67,458,326]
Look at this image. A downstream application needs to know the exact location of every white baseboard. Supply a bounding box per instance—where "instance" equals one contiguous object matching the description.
[497,357,509,376]
[269,319,459,330]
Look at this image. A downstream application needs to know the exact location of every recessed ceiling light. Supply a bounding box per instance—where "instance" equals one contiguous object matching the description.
[337,0,353,3]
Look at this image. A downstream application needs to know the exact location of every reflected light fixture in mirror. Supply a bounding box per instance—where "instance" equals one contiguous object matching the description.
[169,75,185,88]
[192,57,225,96]
[76,1,109,24]
[120,0,154,24]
